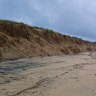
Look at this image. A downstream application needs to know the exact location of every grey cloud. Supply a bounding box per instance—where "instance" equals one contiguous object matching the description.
[0,0,96,41]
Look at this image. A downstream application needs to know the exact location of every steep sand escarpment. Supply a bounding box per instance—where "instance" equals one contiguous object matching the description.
[0,20,96,61]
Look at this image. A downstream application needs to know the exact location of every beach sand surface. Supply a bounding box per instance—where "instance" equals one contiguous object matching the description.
[0,52,96,96]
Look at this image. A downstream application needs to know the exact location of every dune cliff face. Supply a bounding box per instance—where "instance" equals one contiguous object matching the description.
[0,20,96,61]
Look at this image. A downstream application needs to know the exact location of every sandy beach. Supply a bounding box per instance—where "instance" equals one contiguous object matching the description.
[0,52,96,96]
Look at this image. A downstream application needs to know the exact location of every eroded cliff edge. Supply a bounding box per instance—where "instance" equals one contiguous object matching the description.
[0,20,96,61]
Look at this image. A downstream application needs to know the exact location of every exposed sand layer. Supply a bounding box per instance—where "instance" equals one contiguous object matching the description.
[0,52,96,96]
[0,20,96,61]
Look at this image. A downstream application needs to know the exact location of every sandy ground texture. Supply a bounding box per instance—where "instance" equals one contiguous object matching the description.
[0,52,96,96]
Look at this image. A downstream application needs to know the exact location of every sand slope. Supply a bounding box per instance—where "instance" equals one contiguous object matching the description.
[0,52,96,96]
[0,20,96,61]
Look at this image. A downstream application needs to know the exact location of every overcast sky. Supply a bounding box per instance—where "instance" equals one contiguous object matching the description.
[0,0,96,41]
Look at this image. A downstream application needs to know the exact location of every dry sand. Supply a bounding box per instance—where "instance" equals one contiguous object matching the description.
[0,52,96,96]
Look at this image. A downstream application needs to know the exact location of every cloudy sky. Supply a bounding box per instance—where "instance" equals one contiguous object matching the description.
[0,0,96,41]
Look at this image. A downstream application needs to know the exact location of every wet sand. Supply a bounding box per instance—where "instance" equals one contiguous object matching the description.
[0,52,96,96]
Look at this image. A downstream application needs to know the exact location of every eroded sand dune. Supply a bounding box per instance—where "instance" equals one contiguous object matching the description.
[0,52,96,96]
